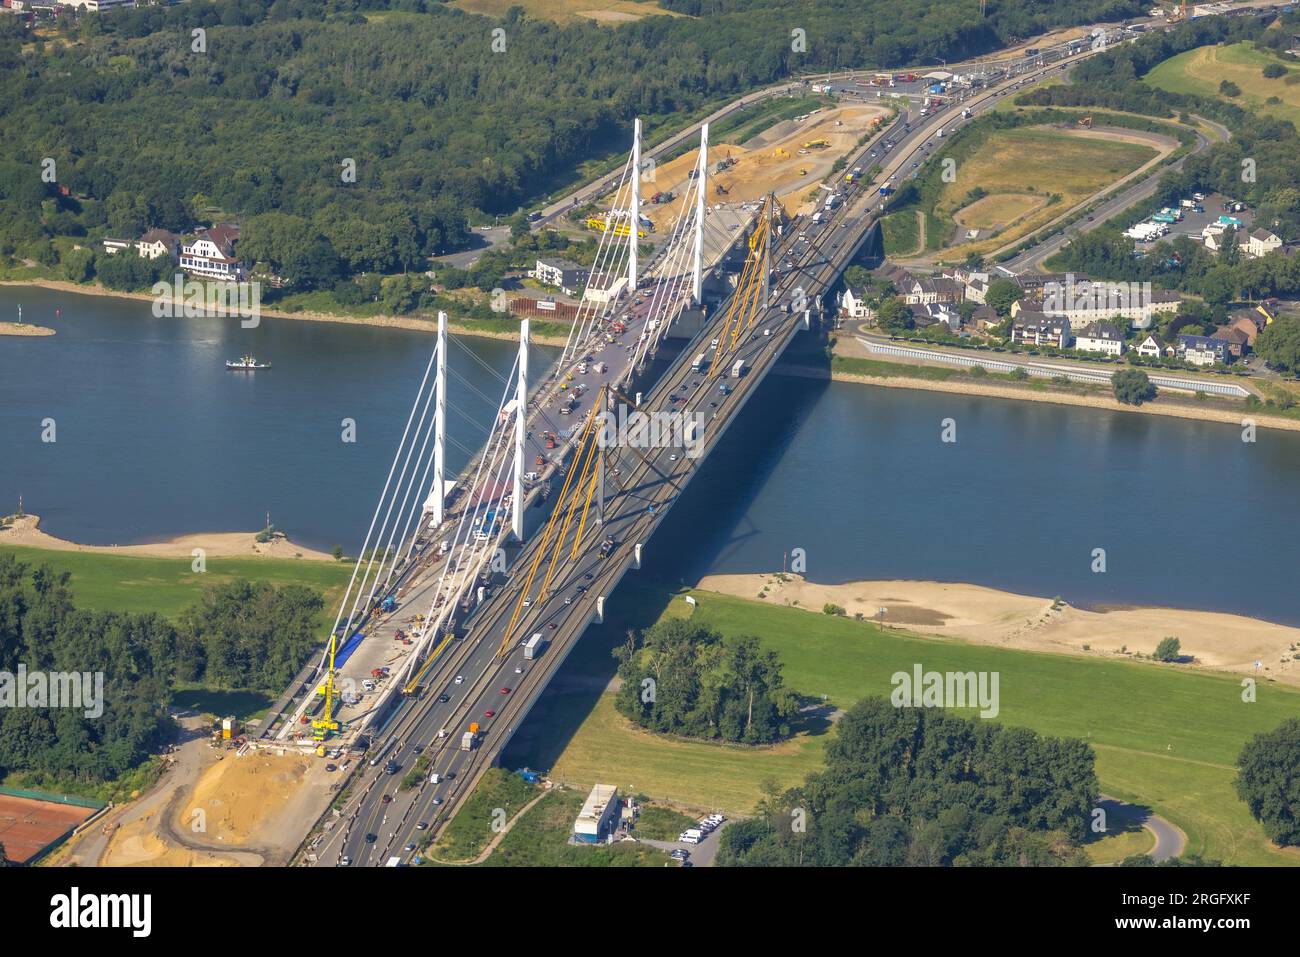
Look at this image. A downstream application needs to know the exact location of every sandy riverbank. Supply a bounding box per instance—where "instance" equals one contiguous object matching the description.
[0,514,335,562]
[0,278,569,346]
[699,573,1300,687]
[0,321,55,336]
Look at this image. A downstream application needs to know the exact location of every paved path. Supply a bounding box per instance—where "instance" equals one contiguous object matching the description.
[1098,795,1186,863]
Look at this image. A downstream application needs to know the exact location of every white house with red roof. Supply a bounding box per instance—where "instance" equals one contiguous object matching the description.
[180,224,245,280]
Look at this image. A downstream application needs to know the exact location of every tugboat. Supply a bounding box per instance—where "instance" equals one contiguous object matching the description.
[225,355,271,371]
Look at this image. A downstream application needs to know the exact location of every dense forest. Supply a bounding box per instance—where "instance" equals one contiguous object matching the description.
[0,553,324,789]
[718,697,1099,866]
[0,0,1139,300]
[613,618,802,744]
[1017,12,1300,313]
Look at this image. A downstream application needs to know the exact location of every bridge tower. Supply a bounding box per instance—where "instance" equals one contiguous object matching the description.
[629,117,642,293]
[692,122,709,304]
[432,311,447,525]
[513,317,529,540]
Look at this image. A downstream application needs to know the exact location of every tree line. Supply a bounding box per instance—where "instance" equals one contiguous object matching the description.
[718,697,1100,866]
[0,0,1139,305]
[0,553,323,788]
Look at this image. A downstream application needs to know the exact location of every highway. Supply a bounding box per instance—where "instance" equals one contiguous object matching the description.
[298,6,1280,865]
[302,45,1112,868]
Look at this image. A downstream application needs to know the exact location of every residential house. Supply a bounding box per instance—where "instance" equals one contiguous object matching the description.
[916,301,961,333]
[134,228,177,261]
[1073,319,1125,355]
[1034,276,1180,330]
[1010,311,1070,349]
[1135,334,1166,359]
[1246,228,1282,259]
[964,304,1000,335]
[1177,333,1230,366]
[532,257,589,296]
[180,224,244,281]
[943,267,991,303]
[839,287,871,319]
[1211,324,1251,358]
[901,275,961,306]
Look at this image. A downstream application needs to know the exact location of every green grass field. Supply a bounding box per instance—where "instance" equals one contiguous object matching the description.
[485,788,673,867]
[1145,41,1300,129]
[508,584,1300,866]
[0,544,352,623]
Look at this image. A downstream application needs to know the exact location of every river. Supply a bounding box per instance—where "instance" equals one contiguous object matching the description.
[3,287,1298,625]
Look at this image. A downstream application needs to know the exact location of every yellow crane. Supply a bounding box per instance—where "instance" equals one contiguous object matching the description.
[311,633,341,740]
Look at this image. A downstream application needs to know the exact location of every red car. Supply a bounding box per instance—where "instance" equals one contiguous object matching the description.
[484,710,496,718]
[500,687,511,695]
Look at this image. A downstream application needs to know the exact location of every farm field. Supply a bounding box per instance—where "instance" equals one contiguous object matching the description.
[1145,41,1300,129]
[514,584,1300,866]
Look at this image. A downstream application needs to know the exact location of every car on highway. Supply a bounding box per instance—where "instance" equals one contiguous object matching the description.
[515,664,524,674]
[365,833,377,843]
[500,687,511,695]
[432,796,443,806]
[484,710,495,718]
[549,622,558,629]
[565,594,574,604]
[583,572,594,580]
[404,843,416,852]
[382,793,393,804]
[340,856,352,866]
[437,693,450,703]
[454,675,465,684]
[415,822,428,830]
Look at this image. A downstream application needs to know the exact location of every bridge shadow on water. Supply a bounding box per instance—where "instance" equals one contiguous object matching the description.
[500,356,834,773]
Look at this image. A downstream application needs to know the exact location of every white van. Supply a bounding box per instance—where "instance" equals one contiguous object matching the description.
[679,831,702,845]
[429,772,442,784]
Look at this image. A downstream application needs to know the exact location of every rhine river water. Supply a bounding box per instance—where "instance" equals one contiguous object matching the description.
[3,286,1298,625]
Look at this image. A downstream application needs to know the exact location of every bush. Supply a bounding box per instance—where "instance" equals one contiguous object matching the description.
[1263,63,1287,79]
[823,603,846,617]
[1219,80,1241,97]
[1112,368,1157,405]
[1153,637,1181,662]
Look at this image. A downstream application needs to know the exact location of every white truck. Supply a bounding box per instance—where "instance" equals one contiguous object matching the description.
[731,359,747,378]
[461,731,477,752]
[811,211,824,224]
[524,633,546,660]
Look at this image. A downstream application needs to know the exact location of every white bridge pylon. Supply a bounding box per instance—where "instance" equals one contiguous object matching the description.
[556,118,711,372]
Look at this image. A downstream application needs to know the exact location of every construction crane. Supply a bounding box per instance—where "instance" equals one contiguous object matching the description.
[311,632,341,740]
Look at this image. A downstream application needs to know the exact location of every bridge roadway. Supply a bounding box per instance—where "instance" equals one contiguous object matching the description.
[307,48,1128,867]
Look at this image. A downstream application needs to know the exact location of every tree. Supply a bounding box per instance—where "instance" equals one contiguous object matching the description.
[1219,80,1241,97]
[1235,718,1300,847]
[985,278,1024,317]
[1257,314,1300,373]
[1263,63,1287,79]
[1112,368,1156,405]
[1153,637,1181,662]
[874,296,913,333]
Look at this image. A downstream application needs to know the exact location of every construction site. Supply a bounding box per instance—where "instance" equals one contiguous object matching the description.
[591,103,890,236]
